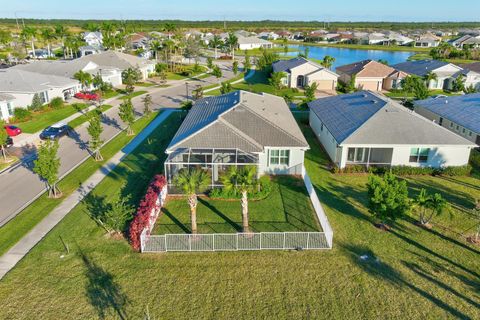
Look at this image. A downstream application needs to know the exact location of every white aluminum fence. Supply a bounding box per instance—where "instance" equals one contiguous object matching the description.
[143,232,330,252]
[140,166,333,252]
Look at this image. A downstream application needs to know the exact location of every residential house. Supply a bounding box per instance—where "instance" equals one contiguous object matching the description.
[414,94,480,145]
[336,60,407,91]
[0,69,80,112]
[272,57,339,90]
[450,35,480,48]
[237,36,273,50]
[234,30,254,38]
[79,45,102,57]
[393,60,479,90]
[277,31,293,39]
[258,32,280,41]
[128,33,150,50]
[384,32,414,46]
[360,33,390,45]
[0,93,15,121]
[308,91,475,169]
[83,32,103,47]
[164,90,309,190]
[414,33,441,47]
[461,62,480,74]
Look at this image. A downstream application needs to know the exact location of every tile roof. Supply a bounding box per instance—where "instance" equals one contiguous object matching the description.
[308,91,475,146]
[167,91,309,153]
[392,60,451,77]
[460,62,480,73]
[415,93,480,134]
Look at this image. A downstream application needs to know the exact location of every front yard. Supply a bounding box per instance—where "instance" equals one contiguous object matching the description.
[0,112,479,319]
[154,175,320,234]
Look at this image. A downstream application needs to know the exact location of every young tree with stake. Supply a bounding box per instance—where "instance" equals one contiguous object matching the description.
[33,139,62,198]
[119,98,135,135]
[87,112,104,161]
[142,94,153,116]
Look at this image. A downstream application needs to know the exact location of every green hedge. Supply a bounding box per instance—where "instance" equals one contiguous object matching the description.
[331,164,472,177]
[209,175,272,200]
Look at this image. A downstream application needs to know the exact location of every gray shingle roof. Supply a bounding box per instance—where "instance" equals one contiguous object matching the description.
[0,69,78,93]
[12,59,96,78]
[167,91,309,153]
[272,57,309,73]
[415,93,480,134]
[392,60,450,77]
[308,91,475,146]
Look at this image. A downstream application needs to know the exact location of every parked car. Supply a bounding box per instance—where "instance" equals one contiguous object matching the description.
[4,125,22,137]
[39,123,71,140]
[74,92,99,101]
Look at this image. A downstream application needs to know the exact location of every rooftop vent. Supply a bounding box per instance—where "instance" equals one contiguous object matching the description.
[363,93,368,98]
[205,101,209,104]
[371,100,378,104]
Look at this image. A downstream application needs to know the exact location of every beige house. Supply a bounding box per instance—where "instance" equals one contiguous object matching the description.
[336,60,407,91]
[272,57,339,91]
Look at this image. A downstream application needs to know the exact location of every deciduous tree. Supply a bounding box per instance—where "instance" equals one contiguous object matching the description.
[33,139,62,198]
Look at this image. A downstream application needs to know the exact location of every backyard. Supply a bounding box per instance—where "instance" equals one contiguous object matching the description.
[0,113,478,319]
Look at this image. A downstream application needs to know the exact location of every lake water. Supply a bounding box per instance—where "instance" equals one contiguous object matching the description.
[283,45,415,70]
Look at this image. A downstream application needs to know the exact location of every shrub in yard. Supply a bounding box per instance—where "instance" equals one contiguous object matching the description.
[470,150,480,169]
[442,165,472,176]
[389,166,438,176]
[129,175,167,251]
[49,97,64,109]
[13,108,31,122]
[28,93,44,111]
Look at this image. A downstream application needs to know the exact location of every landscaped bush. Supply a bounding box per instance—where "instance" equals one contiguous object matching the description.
[49,97,64,110]
[390,165,439,176]
[128,174,167,251]
[209,175,272,200]
[470,150,480,169]
[442,165,472,176]
[13,108,32,122]
[331,164,471,177]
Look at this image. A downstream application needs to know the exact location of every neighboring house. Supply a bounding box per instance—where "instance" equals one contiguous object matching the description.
[164,90,310,190]
[415,33,441,47]
[78,51,155,80]
[83,32,103,47]
[336,60,407,91]
[12,58,123,88]
[360,33,390,45]
[234,30,254,38]
[0,93,15,121]
[29,49,54,59]
[384,32,414,45]
[237,36,273,50]
[128,33,150,50]
[272,57,339,90]
[392,60,472,90]
[79,45,102,57]
[258,32,280,41]
[308,91,475,169]
[0,69,80,111]
[461,62,480,74]
[414,94,480,145]
[450,35,480,48]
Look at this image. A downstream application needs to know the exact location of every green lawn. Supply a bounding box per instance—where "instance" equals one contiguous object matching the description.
[68,104,113,128]
[207,70,303,97]
[12,104,88,133]
[166,65,208,80]
[119,90,148,100]
[155,175,320,234]
[408,52,478,64]
[101,90,120,100]
[135,82,156,87]
[0,111,165,257]
[0,156,19,172]
[0,113,479,319]
[238,46,299,57]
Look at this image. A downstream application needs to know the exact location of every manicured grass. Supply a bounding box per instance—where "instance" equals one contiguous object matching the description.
[238,46,299,56]
[0,114,479,318]
[0,156,19,172]
[202,72,246,91]
[119,90,148,100]
[207,70,304,97]
[101,90,120,100]
[68,104,113,128]
[155,175,320,234]
[12,104,88,133]
[0,111,164,257]
[409,53,478,64]
[278,40,430,53]
[166,65,208,80]
[135,82,156,87]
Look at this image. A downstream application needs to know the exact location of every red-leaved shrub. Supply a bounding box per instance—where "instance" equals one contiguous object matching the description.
[129,174,167,251]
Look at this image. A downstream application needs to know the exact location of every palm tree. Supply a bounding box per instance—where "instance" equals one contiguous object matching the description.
[151,40,163,62]
[163,23,176,39]
[74,70,93,91]
[321,55,335,69]
[54,25,68,59]
[40,27,55,58]
[423,71,437,89]
[21,26,37,58]
[226,33,238,60]
[415,188,449,226]
[210,35,223,59]
[173,168,211,234]
[221,166,257,233]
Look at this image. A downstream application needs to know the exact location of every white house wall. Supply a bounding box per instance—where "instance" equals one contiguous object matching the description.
[309,110,339,163]
[257,147,305,175]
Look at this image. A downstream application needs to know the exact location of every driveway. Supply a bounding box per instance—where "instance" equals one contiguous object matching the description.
[0,62,235,227]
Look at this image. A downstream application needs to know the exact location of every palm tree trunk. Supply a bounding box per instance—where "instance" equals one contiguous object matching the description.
[241,191,250,233]
[47,42,51,58]
[188,194,198,234]
[1,146,6,162]
[31,39,36,59]
[214,47,217,59]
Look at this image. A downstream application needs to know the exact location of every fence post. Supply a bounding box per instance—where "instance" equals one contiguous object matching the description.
[213,234,215,251]
[164,235,168,252]
[259,233,262,250]
[307,232,310,249]
[283,233,286,249]
[189,235,192,251]
[236,233,239,250]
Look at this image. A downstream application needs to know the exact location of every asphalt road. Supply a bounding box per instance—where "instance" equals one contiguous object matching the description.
[0,62,234,226]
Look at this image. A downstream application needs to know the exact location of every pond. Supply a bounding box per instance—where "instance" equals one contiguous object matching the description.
[282,45,415,70]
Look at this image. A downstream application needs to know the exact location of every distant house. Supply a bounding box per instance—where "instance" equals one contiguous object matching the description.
[83,32,103,47]
[258,32,280,41]
[450,35,480,48]
[415,33,441,47]
[237,36,273,50]
[29,49,54,59]
[0,69,80,113]
[79,45,102,57]
[461,62,480,74]
[384,32,414,45]
[272,57,339,90]
[308,91,475,169]
[414,94,480,145]
[336,60,407,91]
[0,93,15,121]
[393,60,479,90]
[128,33,150,50]
[164,91,309,189]
[360,33,390,45]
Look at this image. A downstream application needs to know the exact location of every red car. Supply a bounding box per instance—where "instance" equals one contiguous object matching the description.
[74,92,99,101]
[4,125,22,137]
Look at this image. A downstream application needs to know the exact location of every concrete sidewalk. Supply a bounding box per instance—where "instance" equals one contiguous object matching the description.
[0,109,175,280]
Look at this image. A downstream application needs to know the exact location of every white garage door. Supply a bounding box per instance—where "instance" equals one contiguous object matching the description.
[314,80,335,90]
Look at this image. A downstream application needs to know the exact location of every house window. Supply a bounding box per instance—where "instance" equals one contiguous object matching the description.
[410,148,430,163]
[469,131,473,137]
[456,125,460,131]
[347,148,366,163]
[462,128,466,135]
[6,103,13,116]
[270,150,290,165]
[450,122,454,128]
[320,123,324,132]
[439,117,443,126]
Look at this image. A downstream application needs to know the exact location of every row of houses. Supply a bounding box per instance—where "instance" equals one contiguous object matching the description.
[0,51,155,120]
[163,89,478,190]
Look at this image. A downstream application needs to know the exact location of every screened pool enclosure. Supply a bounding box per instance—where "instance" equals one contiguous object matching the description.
[165,148,259,190]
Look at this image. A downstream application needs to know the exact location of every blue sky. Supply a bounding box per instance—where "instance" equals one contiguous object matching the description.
[0,0,479,21]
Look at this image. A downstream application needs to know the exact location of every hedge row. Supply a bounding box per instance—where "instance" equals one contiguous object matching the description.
[331,164,472,177]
